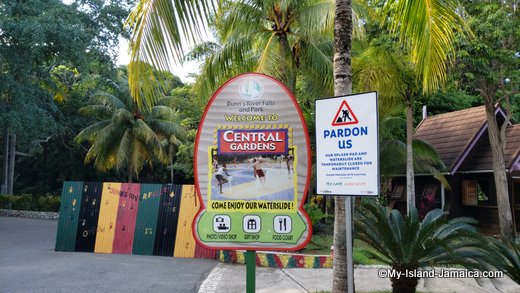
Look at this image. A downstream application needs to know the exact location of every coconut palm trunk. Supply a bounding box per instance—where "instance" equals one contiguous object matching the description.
[391,264,419,293]
[333,0,353,292]
[277,33,296,93]
[127,164,133,183]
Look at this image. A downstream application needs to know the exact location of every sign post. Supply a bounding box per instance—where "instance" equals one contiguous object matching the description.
[246,250,256,293]
[315,92,379,293]
[193,73,313,291]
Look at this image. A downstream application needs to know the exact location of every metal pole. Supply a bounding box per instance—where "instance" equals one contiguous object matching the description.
[246,250,256,293]
[345,197,354,293]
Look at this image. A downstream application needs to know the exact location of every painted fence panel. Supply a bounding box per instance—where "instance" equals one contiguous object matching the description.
[55,181,84,251]
[112,183,140,254]
[75,182,102,252]
[194,243,217,259]
[153,184,182,256]
[56,181,215,259]
[132,184,162,255]
[94,182,120,254]
[173,185,199,258]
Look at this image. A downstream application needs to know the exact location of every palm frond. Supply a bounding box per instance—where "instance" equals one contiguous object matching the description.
[132,119,166,163]
[355,200,489,276]
[115,129,133,171]
[293,1,335,38]
[485,239,520,284]
[90,92,127,110]
[85,123,127,171]
[150,105,178,120]
[148,119,186,139]
[79,105,113,120]
[184,41,222,62]
[126,0,215,109]
[299,39,334,96]
[75,121,111,144]
[384,0,471,93]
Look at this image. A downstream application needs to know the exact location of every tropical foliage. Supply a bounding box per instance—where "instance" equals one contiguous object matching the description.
[192,0,337,99]
[355,200,488,293]
[2,2,519,292]
[1,0,132,194]
[356,0,470,215]
[482,238,520,285]
[125,0,216,109]
[452,0,520,241]
[75,72,186,182]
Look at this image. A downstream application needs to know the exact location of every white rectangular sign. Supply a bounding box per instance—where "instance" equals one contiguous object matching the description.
[315,92,379,196]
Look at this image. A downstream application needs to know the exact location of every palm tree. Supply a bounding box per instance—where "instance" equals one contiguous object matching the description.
[482,238,520,285]
[355,200,488,293]
[126,0,373,104]
[124,1,468,291]
[125,0,216,109]
[193,0,338,97]
[332,0,354,291]
[354,1,470,214]
[75,77,186,182]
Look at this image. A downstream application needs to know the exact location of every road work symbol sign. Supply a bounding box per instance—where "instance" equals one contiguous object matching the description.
[332,100,359,126]
[315,92,379,196]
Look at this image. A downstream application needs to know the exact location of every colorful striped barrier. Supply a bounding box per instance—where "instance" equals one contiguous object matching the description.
[55,181,215,260]
[219,250,332,269]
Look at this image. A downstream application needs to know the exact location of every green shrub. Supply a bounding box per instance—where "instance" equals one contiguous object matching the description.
[304,202,329,225]
[13,194,33,210]
[38,195,61,212]
[0,194,15,209]
[0,193,61,211]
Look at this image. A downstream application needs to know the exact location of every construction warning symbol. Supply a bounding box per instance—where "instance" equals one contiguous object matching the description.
[332,100,359,126]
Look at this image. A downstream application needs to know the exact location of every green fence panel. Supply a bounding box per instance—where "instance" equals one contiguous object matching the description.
[55,181,84,251]
[132,184,162,255]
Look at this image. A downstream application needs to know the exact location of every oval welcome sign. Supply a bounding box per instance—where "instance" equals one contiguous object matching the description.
[192,73,312,251]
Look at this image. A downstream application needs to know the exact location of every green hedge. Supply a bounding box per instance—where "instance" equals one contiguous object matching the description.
[38,195,61,212]
[0,194,60,212]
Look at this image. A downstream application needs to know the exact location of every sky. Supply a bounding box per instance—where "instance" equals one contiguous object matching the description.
[61,0,206,84]
[116,38,203,84]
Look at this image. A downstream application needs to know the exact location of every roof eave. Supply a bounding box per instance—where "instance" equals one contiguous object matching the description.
[451,105,508,174]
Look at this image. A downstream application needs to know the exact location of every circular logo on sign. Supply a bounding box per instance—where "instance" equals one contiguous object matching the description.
[239,79,264,100]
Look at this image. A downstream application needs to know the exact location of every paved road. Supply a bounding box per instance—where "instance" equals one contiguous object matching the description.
[0,217,218,293]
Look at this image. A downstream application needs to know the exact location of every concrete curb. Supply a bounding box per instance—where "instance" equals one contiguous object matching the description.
[0,209,59,220]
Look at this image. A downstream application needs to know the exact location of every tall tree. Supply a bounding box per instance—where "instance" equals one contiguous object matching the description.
[0,0,131,194]
[455,0,520,241]
[380,0,470,215]
[126,0,215,109]
[75,71,186,182]
[332,1,353,291]
[192,0,337,99]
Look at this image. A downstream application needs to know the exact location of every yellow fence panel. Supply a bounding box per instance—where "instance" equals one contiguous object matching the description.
[173,185,199,258]
[94,182,121,254]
